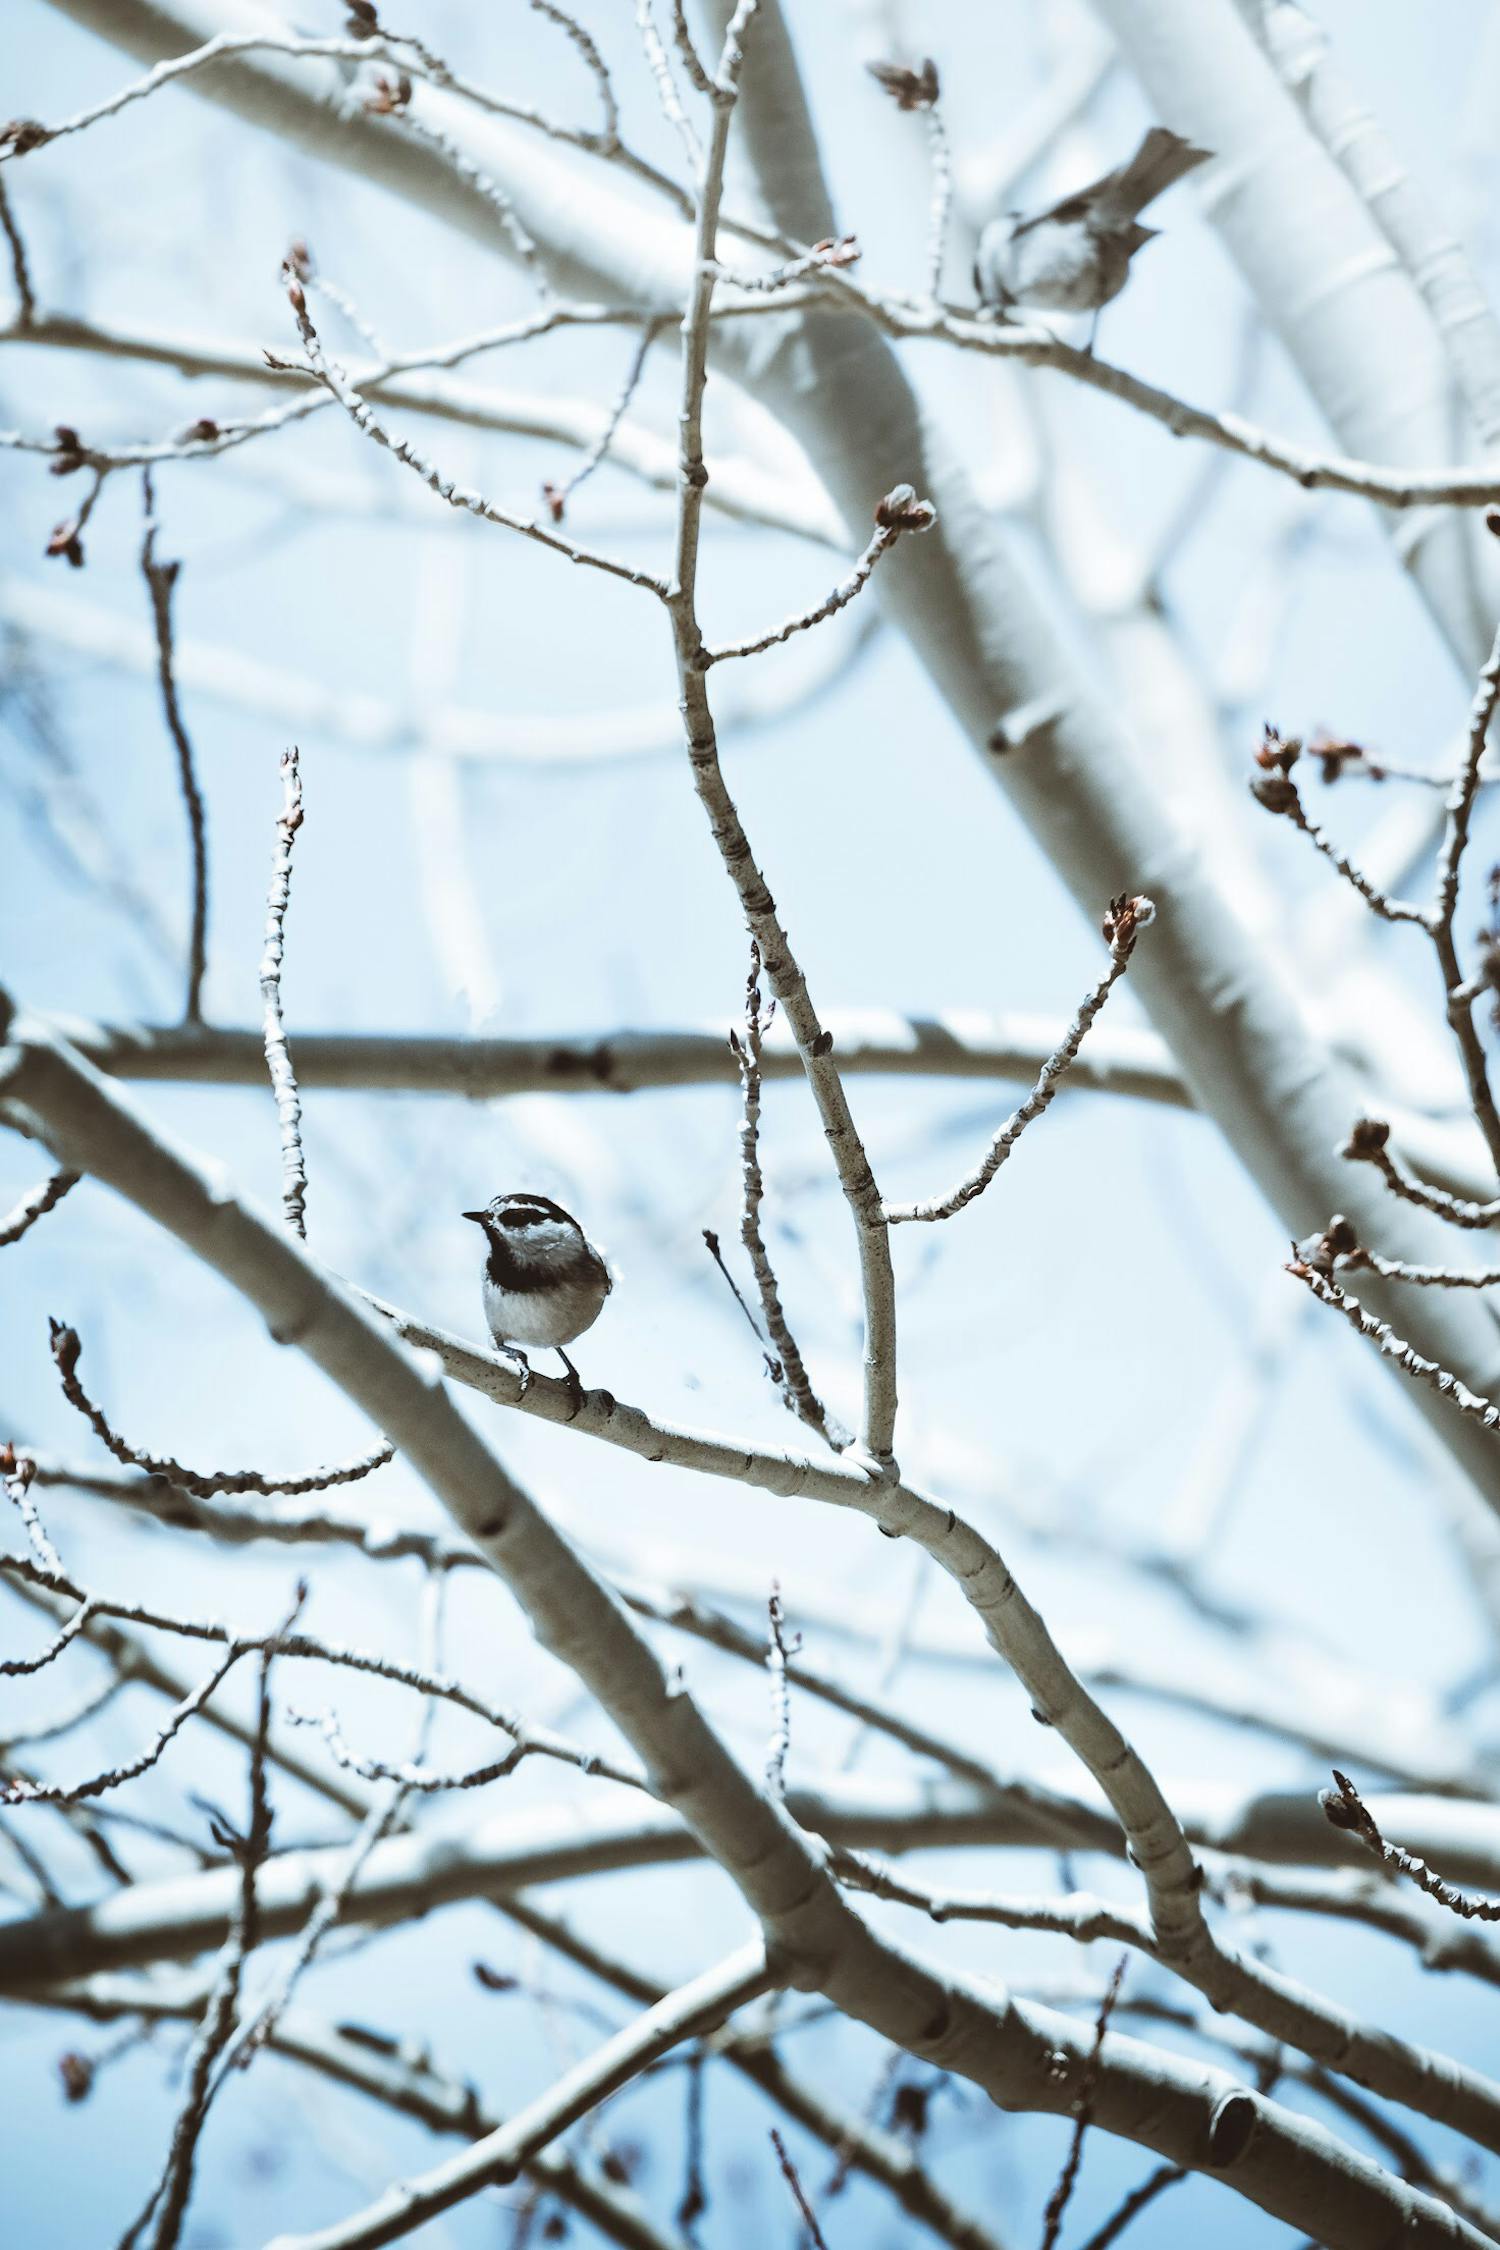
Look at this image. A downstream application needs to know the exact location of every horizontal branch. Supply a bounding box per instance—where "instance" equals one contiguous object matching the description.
[16,1774,1500,1990]
[47,1011,1190,1101]
[36,1014,1497,1204]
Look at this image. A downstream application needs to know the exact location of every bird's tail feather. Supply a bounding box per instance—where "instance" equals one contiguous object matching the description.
[1101,126,1210,221]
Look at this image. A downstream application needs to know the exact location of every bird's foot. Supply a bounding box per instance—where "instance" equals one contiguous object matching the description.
[556,1348,586,1418]
[497,1342,533,1398]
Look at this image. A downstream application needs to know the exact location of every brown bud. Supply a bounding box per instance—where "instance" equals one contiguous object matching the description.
[182,418,221,444]
[811,235,861,268]
[1,120,49,155]
[57,2052,94,2103]
[874,483,937,534]
[1101,893,1155,948]
[45,520,84,568]
[1250,771,1299,816]
[866,57,940,111]
[47,1318,81,1377]
[540,480,566,524]
[1342,1116,1391,1159]
[346,0,379,28]
[1254,722,1300,772]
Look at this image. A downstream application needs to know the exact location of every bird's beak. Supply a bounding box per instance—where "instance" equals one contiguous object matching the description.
[461,1210,488,1226]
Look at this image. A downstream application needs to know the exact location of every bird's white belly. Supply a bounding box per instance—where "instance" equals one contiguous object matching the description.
[482,1271,604,1349]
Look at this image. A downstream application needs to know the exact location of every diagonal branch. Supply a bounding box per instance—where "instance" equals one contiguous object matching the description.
[266,1944,773,2250]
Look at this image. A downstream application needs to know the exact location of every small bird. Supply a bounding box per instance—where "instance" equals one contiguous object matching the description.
[974,126,1211,344]
[462,1193,612,1391]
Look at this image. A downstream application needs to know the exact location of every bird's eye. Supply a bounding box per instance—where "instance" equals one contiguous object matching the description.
[498,1207,539,1230]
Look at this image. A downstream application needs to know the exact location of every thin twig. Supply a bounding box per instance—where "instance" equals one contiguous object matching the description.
[731,941,835,1437]
[1075,2161,1187,2249]
[1323,1768,1500,1922]
[706,490,933,664]
[260,746,308,1237]
[123,1591,300,2250]
[0,175,35,323]
[1341,1118,1500,1229]
[888,896,1153,1222]
[677,2044,708,2239]
[2,1451,64,1576]
[1285,1260,1500,1430]
[0,1168,78,1247]
[1251,743,1427,925]
[635,0,703,172]
[925,105,952,303]
[765,1582,795,1799]
[770,2128,830,2250]
[542,317,660,521]
[665,3,900,1464]
[669,2,714,96]
[1038,1955,1128,2250]
[140,471,208,1021]
[48,1319,394,1495]
[3,1646,242,1806]
[284,279,667,596]
[264,1946,774,2250]
[1431,619,1500,1174]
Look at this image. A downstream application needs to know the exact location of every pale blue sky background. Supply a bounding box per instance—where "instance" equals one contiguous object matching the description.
[4,2,1500,2243]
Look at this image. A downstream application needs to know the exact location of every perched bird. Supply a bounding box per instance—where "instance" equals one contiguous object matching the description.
[974,126,1211,343]
[463,1193,612,1389]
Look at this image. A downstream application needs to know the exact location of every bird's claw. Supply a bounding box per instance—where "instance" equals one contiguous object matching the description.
[556,1348,586,1418]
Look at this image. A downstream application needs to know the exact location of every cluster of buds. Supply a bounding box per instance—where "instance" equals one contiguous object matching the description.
[874,483,937,535]
[1250,723,1303,816]
[810,235,861,270]
[1101,892,1156,951]
[866,57,940,111]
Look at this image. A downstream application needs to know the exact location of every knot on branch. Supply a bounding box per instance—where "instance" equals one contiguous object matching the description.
[866,57,940,110]
[874,483,937,535]
[1206,2091,1259,2168]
